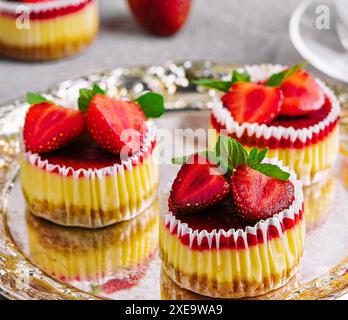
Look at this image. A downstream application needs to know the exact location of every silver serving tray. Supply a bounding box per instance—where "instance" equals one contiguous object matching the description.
[0,61,348,300]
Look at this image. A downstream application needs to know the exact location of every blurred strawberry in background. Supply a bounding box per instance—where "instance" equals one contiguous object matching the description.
[127,0,192,36]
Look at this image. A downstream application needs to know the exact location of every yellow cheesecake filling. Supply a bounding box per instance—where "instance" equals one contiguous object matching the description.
[0,0,99,59]
[160,159,305,298]
[20,123,159,228]
[26,200,159,285]
[209,65,340,186]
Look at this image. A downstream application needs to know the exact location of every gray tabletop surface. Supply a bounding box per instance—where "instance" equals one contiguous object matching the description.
[0,0,345,300]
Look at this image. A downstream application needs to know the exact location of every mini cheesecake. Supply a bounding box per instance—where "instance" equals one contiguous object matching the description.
[20,87,164,228]
[160,139,304,298]
[21,124,159,228]
[26,199,159,295]
[0,0,99,60]
[208,65,340,186]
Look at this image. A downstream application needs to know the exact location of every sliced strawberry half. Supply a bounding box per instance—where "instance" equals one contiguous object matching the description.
[221,82,281,125]
[85,94,146,155]
[169,154,230,213]
[231,165,295,222]
[279,69,325,116]
[23,102,84,154]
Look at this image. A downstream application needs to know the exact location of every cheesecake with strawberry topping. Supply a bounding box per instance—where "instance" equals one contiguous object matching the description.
[20,86,164,228]
[195,64,340,186]
[0,0,99,60]
[26,199,159,294]
[160,136,304,298]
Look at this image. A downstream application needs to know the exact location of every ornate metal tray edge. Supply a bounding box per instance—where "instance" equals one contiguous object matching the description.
[0,60,347,300]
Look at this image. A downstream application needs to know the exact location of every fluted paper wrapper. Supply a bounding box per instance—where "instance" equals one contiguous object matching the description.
[210,64,340,186]
[160,159,305,298]
[0,0,99,60]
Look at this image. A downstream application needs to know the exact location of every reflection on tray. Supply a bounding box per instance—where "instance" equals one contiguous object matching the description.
[303,175,336,231]
[160,266,301,300]
[25,200,159,295]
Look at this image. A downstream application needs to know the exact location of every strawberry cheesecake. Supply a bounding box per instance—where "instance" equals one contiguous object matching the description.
[26,200,159,294]
[160,136,304,298]
[0,0,99,60]
[20,86,164,228]
[195,64,340,186]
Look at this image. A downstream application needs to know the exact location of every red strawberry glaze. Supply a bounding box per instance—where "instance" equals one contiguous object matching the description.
[165,197,304,251]
[32,132,156,176]
[212,96,338,150]
[0,0,93,20]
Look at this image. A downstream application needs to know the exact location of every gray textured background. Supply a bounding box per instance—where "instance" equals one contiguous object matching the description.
[0,0,308,105]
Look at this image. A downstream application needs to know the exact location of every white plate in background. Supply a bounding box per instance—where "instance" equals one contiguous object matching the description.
[289,0,348,83]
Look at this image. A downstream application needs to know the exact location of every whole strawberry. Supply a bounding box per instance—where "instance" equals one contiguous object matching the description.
[127,0,192,36]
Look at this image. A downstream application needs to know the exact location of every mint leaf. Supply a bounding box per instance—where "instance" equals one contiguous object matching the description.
[215,135,251,178]
[192,79,233,92]
[27,92,51,105]
[266,63,306,87]
[78,84,106,112]
[253,163,290,181]
[256,148,268,165]
[192,69,250,93]
[249,147,258,163]
[231,70,250,83]
[135,92,164,118]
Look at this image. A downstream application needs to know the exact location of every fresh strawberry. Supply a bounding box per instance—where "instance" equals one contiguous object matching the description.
[169,154,230,213]
[127,0,192,36]
[279,69,325,116]
[85,94,146,155]
[221,82,281,125]
[23,102,84,154]
[231,165,294,222]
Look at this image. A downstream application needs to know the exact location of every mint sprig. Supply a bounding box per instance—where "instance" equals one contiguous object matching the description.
[192,63,307,92]
[27,92,51,105]
[135,92,164,118]
[192,69,250,93]
[172,135,290,181]
[78,84,106,112]
[266,62,306,87]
